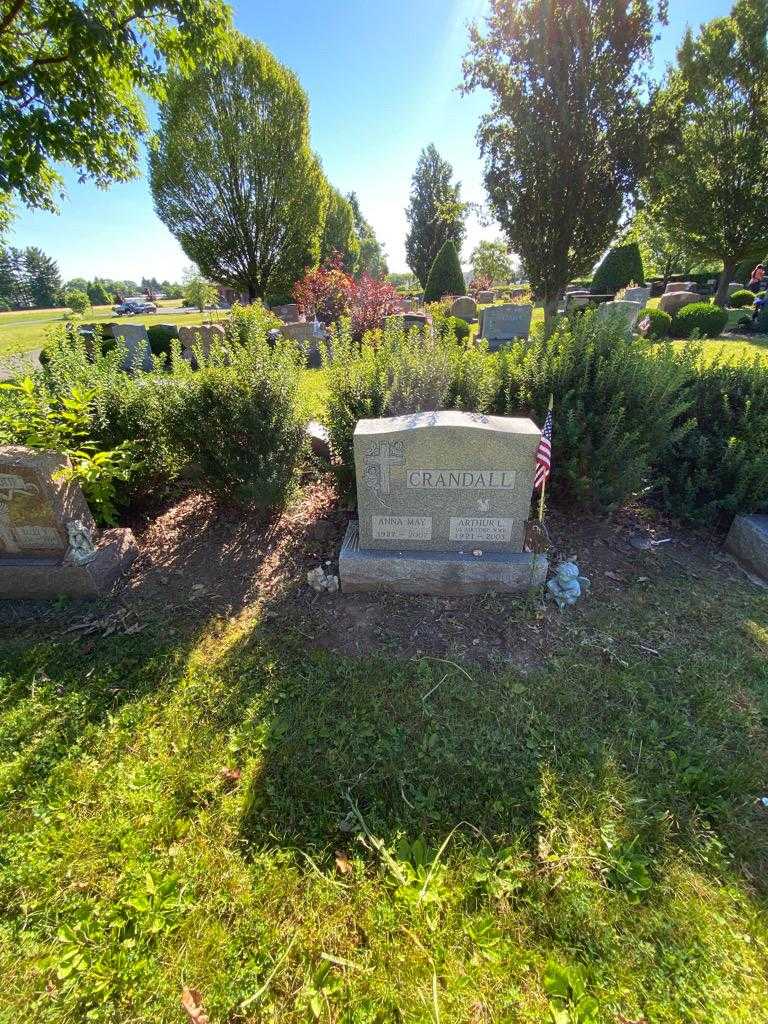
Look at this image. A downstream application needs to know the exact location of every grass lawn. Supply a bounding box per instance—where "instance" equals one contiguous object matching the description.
[0,300,226,359]
[1,553,767,1021]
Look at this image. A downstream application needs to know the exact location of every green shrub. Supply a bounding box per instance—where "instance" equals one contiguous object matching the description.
[424,240,465,302]
[146,324,178,359]
[324,320,496,495]
[591,243,644,294]
[0,375,136,524]
[163,341,304,507]
[672,302,728,338]
[728,289,757,309]
[445,315,470,341]
[640,306,672,339]
[490,311,692,512]
[64,288,91,314]
[655,357,768,526]
[226,301,281,347]
[38,327,187,499]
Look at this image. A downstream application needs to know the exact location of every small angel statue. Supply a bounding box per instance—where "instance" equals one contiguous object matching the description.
[65,520,97,565]
[547,560,590,609]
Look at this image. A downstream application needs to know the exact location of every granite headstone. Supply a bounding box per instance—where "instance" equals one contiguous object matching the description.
[597,299,643,330]
[450,296,478,322]
[479,303,533,349]
[0,446,137,598]
[338,410,548,595]
[113,324,152,371]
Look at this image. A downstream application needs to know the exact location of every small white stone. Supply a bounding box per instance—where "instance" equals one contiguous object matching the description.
[472,549,483,557]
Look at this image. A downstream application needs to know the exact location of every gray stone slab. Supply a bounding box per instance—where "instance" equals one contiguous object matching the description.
[596,299,642,330]
[0,446,137,598]
[624,287,650,307]
[450,295,477,322]
[353,410,541,554]
[725,515,768,580]
[479,303,532,349]
[339,521,547,595]
[658,290,700,317]
[0,527,137,599]
[113,323,153,371]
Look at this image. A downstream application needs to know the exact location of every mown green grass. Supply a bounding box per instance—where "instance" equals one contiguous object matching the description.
[1,564,767,1022]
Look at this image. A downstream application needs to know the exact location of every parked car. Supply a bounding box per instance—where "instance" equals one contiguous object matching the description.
[113,297,157,315]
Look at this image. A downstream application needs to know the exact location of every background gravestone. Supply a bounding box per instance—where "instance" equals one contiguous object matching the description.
[339,411,548,595]
[597,299,643,330]
[624,286,650,307]
[113,324,153,371]
[479,303,533,350]
[0,446,137,599]
[476,290,495,303]
[658,290,700,317]
[450,296,478,322]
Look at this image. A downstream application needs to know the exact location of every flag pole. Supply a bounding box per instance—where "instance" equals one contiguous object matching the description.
[538,394,553,523]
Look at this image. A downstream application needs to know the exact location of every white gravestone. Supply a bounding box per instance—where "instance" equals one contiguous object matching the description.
[339,410,548,595]
[479,304,533,350]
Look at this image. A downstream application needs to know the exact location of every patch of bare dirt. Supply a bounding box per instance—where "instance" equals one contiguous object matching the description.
[1,474,752,669]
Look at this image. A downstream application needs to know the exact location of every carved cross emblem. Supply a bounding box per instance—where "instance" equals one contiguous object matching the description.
[363,441,405,506]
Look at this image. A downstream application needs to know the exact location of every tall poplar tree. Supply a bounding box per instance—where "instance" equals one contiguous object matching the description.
[463,0,664,327]
[405,145,466,288]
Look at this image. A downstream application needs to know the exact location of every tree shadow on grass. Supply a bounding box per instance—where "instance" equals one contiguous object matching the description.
[228,584,768,900]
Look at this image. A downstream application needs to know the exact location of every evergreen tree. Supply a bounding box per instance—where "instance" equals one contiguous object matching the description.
[88,280,112,305]
[347,192,388,278]
[24,246,61,307]
[0,247,18,308]
[321,188,360,274]
[591,242,644,293]
[424,240,465,301]
[405,144,466,287]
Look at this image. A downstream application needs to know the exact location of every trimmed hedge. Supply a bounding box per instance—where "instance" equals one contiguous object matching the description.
[591,243,644,294]
[424,240,465,301]
[728,289,757,309]
[641,306,672,339]
[146,324,178,358]
[446,316,471,341]
[672,302,728,338]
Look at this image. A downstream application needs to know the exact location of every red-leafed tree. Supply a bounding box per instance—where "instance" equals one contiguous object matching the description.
[293,252,355,325]
[350,274,401,339]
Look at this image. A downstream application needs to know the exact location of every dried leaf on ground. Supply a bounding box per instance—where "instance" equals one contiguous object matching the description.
[181,987,209,1024]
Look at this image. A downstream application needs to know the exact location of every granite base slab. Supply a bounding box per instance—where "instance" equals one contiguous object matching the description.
[339,522,547,596]
[0,528,138,600]
[725,515,768,581]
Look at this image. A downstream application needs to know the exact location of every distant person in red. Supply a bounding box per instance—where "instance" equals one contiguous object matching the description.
[748,264,766,291]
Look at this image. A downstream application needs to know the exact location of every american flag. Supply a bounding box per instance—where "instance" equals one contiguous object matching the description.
[534,407,552,491]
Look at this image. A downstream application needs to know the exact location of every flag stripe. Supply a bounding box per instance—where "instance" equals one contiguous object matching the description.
[534,409,553,492]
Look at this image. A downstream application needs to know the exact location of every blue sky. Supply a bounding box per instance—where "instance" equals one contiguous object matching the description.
[9,0,732,282]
